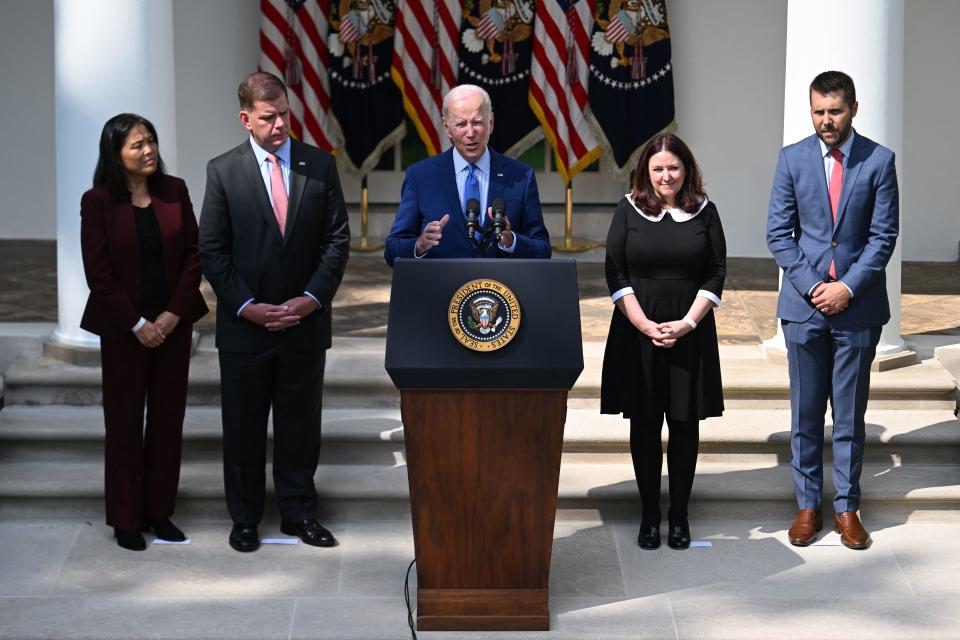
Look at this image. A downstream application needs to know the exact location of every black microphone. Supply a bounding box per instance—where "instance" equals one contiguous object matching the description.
[491,197,506,240]
[465,197,481,239]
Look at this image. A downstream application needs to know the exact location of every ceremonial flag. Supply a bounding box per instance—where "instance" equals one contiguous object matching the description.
[391,0,462,155]
[327,0,405,176]
[529,0,602,184]
[587,0,674,180]
[260,0,339,152]
[458,0,540,157]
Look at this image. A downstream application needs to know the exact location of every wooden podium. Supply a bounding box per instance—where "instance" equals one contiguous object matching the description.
[385,259,583,631]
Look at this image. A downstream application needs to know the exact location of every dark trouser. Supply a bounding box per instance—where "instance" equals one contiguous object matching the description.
[630,415,699,526]
[100,322,192,529]
[218,346,326,524]
[783,317,880,513]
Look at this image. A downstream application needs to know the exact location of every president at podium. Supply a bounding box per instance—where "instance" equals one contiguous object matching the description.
[384,84,551,265]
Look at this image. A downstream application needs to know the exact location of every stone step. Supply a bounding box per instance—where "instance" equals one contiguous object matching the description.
[1,406,957,464]
[3,340,957,409]
[1,458,956,507]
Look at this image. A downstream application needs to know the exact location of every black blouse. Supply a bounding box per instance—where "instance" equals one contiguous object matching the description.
[132,204,169,308]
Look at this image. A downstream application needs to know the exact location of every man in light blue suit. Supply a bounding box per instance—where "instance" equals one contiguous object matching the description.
[384,84,551,266]
[767,71,899,550]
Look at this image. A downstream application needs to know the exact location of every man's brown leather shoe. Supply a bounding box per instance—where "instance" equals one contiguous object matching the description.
[788,509,822,546]
[833,511,870,550]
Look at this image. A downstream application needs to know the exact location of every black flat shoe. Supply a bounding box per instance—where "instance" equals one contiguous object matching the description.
[638,525,661,550]
[229,523,260,552]
[148,518,186,542]
[114,528,146,551]
[667,524,691,550]
[281,519,337,547]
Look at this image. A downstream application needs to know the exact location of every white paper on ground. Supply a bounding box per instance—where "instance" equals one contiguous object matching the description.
[260,537,300,545]
[152,539,191,545]
[690,540,712,548]
[811,538,845,546]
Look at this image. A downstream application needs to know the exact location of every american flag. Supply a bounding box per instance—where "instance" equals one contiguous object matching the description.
[338,11,361,43]
[605,10,635,43]
[530,0,602,183]
[391,0,462,155]
[259,0,339,151]
[475,9,504,40]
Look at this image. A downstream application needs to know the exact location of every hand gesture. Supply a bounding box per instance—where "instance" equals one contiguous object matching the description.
[497,213,514,248]
[415,214,450,256]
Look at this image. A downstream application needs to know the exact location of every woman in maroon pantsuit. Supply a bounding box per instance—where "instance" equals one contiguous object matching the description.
[80,114,208,551]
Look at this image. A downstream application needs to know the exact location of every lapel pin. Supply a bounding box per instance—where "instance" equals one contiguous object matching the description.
[497,172,503,177]
[298,161,306,166]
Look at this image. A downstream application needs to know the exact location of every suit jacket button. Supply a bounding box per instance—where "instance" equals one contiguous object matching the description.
[831,241,839,247]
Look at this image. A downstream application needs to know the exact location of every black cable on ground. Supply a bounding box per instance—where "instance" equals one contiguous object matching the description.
[404,557,417,640]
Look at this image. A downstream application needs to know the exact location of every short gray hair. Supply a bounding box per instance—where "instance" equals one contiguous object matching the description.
[441,84,493,121]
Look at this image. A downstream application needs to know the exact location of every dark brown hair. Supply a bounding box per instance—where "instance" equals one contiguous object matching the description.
[810,70,856,107]
[238,71,287,110]
[630,133,706,215]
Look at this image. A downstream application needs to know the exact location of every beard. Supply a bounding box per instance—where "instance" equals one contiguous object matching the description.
[818,121,853,147]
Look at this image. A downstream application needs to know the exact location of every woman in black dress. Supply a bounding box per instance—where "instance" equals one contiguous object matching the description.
[601,133,726,550]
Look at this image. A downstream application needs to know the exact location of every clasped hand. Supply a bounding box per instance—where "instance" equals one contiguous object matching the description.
[638,319,692,348]
[241,296,319,331]
[134,311,181,348]
[811,281,851,316]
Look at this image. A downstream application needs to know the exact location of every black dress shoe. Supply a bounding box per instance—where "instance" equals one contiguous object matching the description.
[281,519,337,547]
[147,518,186,542]
[114,528,146,551]
[638,525,661,550]
[667,523,691,550]
[229,523,260,552]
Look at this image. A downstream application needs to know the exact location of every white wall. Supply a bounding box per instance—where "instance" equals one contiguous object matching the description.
[1,0,957,260]
[172,0,260,209]
[0,0,55,239]
[670,0,787,258]
[903,0,960,262]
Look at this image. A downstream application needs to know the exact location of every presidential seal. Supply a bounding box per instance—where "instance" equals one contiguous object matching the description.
[448,279,521,352]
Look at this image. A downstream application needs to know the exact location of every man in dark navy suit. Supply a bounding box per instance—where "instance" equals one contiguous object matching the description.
[767,71,899,550]
[384,84,551,265]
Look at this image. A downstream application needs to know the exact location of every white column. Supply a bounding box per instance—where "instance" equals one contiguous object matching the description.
[51,0,177,349]
[765,0,906,359]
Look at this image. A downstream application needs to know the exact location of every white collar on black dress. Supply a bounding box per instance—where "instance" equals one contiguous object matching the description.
[625,195,709,222]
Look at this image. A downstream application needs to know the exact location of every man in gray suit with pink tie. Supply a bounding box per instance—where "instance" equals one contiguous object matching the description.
[767,71,899,550]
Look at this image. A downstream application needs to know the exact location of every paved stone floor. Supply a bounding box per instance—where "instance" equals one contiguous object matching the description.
[2,515,960,639]
[1,240,959,341]
[2,240,959,639]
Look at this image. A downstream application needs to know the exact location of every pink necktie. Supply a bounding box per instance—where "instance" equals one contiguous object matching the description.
[828,147,843,279]
[267,154,288,236]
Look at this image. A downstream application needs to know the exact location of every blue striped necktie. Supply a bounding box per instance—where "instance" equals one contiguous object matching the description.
[464,163,481,222]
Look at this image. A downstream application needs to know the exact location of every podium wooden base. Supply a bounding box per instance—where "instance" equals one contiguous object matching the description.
[401,389,567,631]
[417,588,548,631]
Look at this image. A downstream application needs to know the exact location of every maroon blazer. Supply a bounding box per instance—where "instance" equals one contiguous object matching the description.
[80,175,208,337]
